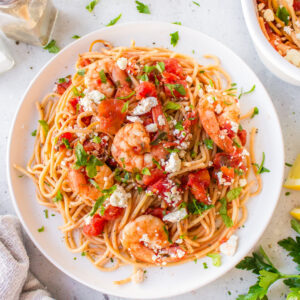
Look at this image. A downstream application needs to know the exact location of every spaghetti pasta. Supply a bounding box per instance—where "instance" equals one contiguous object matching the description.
[15,40,261,284]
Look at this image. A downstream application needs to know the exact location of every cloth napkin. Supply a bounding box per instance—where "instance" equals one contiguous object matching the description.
[0,215,54,300]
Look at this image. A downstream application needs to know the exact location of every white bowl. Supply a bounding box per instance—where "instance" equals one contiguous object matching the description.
[7,22,284,298]
[242,0,300,85]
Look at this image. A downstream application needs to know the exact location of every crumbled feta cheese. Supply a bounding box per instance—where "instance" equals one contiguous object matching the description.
[175,238,183,244]
[145,123,158,132]
[163,208,187,223]
[216,171,226,185]
[285,49,300,67]
[239,179,247,187]
[283,26,292,35]
[80,90,105,112]
[185,105,191,111]
[139,233,150,244]
[207,96,214,104]
[215,103,223,114]
[258,2,265,10]
[230,121,239,133]
[165,152,181,173]
[242,149,249,156]
[132,97,158,115]
[157,115,166,126]
[219,135,225,140]
[198,88,204,98]
[208,161,213,167]
[85,90,105,103]
[132,268,144,284]
[263,9,274,22]
[220,235,238,256]
[176,249,185,258]
[185,75,193,83]
[127,116,143,123]
[109,185,131,208]
[206,85,214,92]
[84,215,92,225]
[116,57,128,70]
[296,32,300,40]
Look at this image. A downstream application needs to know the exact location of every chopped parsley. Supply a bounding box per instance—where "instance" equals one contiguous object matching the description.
[285,192,291,196]
[238,84,256,99]
[54,190,63,202]
[99,69,107,83]
[142,167,151,176]
[152,158,162,169]
[81,251,86,256]
[31,129,37,136]
[251,106,259,118]
[62,138,71,149]
[38,120,49,136]
[117,90,136,100]
[163,225,172,243]
[203,262,208,269]
[276,6,290,25]
[44,209,48,219]
[92,136,101,143]
[219,198,233,227]
[89,179,100,190]
[174,121,184,131]
[37,226,44,232]
[204,138,213,150]
[58,77,66,83]
[121,101,129,113]
[165,83,186,97]
[170,31,179,47]
[226,187,242,202]
[173,21,182,25]
[140,74,149,81]
[77,69,85,76]
[86,0,99,12]
[150,131,167,145]
[72,86,80,96]
[156,61,165,73]
[166,148,180,153]
[233,138,241,148]
[72,35,80,39]
[207,253,221,267]
[253,152,270,174]
[135,0,150,14]
[43,40,60,54]
[164,101,181,110]
[192,1,200,6]
[106,14,122,27]
[188,198,214,215]
[285,162,293,167]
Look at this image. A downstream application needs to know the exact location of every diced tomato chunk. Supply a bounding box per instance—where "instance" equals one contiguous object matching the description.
[83,214,106,236]
[162,72,187,98]
[55,76,72,95]
[151,144,169,161]
[145,207,165,219]
[187,170,211,204]
[59,132,73,143]
[143,168,166,186]
[152,100,169,132]
[164,58,184,79]
[103,206,123,220]
[115,85,134,100]
[183,111,197,130]
[213,152,245,170]
[97,99,126,134]
[238,129,247,146]
[136,81,157,100]
[294,0,300,11]
[221,166,234,180]
[80,58,91,67]
[69,97,79,112]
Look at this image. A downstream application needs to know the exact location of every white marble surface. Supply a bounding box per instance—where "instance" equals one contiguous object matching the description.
[0,0,299,299]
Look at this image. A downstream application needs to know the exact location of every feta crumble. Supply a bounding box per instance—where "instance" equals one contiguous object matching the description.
[116,57,128,70]
[230,121,239,133]
[198,88,204,98]
[163,208,187,223]
[80,90,105,112]
[127,116,143,123]
[84,215,92,225]
[215,103,223,114]
[239,179,247,187]
[165,152,181,173]
[263,9,274,22]
[109,185,131,208]
[283,26,292,35]
[157,115,166,126]
[145,123,158,132]
[185,75,193,83]
[176,249,185,258]
[132,97,158,115]
[220,235,238,256]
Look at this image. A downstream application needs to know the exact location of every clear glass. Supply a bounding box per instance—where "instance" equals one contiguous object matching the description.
[0,0,58,46]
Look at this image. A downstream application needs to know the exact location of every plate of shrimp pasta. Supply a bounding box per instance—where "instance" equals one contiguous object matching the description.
[7,22,284,298]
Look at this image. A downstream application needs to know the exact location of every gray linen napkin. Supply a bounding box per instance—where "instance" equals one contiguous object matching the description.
[0,215,54,300]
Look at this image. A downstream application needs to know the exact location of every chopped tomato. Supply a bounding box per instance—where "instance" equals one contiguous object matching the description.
[59,132,73,143]
[187,170,211,204]
[115,85,134,100]
[83,135,108,158]
[183,111,197,130]
[221,122,236,139]
[136,81,157,100]
[238,129,247,146]
[145,207,165,219]
[103,205,123,220]
[213,152,246,171]
[81,116,92,126]
[55,76,72,95]
[97,99,126,134]
[69,97,79,113]
[164,58,184,79]
[143,168,166,186]
[294,0,300,11]
[79,58,91,67]
[221,166,234,180]
[167,245,186,259]
[152,100,169,132]
[162,72,187,98]
[151,144,169,161]
[83,214,106,236]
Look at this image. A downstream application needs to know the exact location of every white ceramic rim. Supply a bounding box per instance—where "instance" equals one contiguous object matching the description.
[6,21,285,298]
[241,0,300,82]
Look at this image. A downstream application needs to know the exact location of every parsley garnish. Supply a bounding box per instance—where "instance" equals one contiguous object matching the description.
[253,152,270,174]
[43,40,60,53]
[72,35,80,39]
[81,252,86,256]
[164,101,181,110]
[99,69,107,83]
[121,101,129,113]
[62,138,71,149]
[233,138,241,148]
[89,179,100,190]
[54,190,63,202]
[142,167,151,176]
[150,131,168,145]
[92,136,101,143]
[58,77,66,83]
[77,69,85,76]
[285,162,293,167]
[140,74,149,81]
[226,187,242,202]
[188,199,214,215]
[86,0,99,12]
[152,158,162,169]
[174,121,184,131]
[44,209,48,219]
[170,31,179,47]
[37,226,44,232]
[165,83,186,97]
[204,138,213,150]
[135,0,150,14]
[203,262,208,269]
[72,86,80,96]
[38,120,49,136]
[156,61,165,73]
[173,21,182,25]
[192,1,200,6]
[251,106,259,118]
[207,253,221,267]
[106,14,122,27]
[238,84,256,99]
[31,129,37,137]
[166,148,180,153]
[163,225,172,243]
[117,90,135,100]
[276,6,290,25]
[219,198,233,227]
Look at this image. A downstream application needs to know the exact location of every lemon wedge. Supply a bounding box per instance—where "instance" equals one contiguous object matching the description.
[290,208,300,221]
[283,154,300,190]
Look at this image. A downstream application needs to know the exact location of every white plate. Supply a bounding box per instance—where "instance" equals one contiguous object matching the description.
[7,22,284,299]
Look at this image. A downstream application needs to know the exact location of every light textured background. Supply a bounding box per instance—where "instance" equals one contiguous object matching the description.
[0,0,299,299]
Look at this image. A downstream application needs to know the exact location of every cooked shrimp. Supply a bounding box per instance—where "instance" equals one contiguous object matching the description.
[198,90,240,153]
[111,122,153,172]
[68,164,113,200]
[121,215,186,264]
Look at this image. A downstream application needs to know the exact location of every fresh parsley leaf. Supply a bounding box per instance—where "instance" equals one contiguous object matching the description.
[238,84,256,99]
[251,106,259,118]
[72,86,80,96]
[233,138,241,148]
[204,138,213,150]
[86,155,104,178]
[188,198,214,215]
[58,77,66,83]
[219,198,233,227]
[72,35,80,39]
[140,73,149,81]
[234,168,244,176]
[152,158,162,169]
[285,162,293,167]
[253,152,270,174]
[121,101,129,113]
[43,40,60,53]
[44,209,48,219]
[89,179,100,190]
[226,187,242,202]
[143,65,155,73]
[174,121,184,131]
[135,0,150,14]
[164,101,181,110]
[276,6,290,25]
[163,225,172,243]
[150,131,167,145]
[62,138,71,149]
[170,31,179,47]
[38,120,49,136]
[142,167,151,176]
[77,69,85,76]
[37,226,44,232]
[86,0,99,12]
[207,253,221,267]
[90,195,106,216]
[192,1,200,6]
[74,143,88,167]
[166,148,180,153]
[291,219,300,235]
[165,83,186,97]
[156,61,165,73]
[278,236,300,268]
[99,69,107,83]
[54,190,63,202]
[203,262,208,269]
[31,129,37,136]
[117,91,135,100]
[106,14,122,26]
[173,21,182,25]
